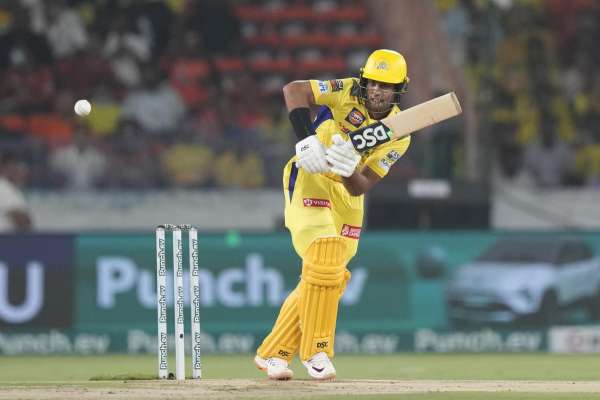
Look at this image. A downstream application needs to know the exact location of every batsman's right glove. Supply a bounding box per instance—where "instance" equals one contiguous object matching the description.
[326,134,361,177]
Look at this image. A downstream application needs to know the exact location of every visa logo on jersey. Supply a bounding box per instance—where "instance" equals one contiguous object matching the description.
[349,122,392,152]
[303,198,331,208]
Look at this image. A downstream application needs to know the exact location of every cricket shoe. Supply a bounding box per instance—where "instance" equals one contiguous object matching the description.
[302,352,336,380]
[254,355,293,380]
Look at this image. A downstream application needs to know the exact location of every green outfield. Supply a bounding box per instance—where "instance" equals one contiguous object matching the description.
[1,353,600,399]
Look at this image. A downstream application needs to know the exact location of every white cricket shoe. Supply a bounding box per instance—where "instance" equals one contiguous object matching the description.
[254,355,293,380]
[302,352,336,380]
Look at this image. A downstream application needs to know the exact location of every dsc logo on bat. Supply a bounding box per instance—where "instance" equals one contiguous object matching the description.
[349,122,391,152]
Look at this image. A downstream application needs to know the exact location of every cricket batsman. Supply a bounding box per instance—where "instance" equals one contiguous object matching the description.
[254,49,411,380]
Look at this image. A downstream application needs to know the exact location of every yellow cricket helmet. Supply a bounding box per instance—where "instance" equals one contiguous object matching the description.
[360,49,408,84]
[356,49,409,109]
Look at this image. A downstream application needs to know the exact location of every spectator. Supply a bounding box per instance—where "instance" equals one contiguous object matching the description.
[0,4,53,68]
[44,0,88,58]
[574,140,600,187]
[49,126,107,189]
[214,147,266,188]
[103,13,151,88]
[161,142,215,187]
[180,97,227,147]
[523,118,574,187]
[101,122,164,188]
[494,122,523,179]
[84,83,122,137]
[0,153,32,232]
[120,64,185,135]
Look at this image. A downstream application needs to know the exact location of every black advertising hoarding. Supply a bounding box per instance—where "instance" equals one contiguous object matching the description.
[0,235,74,328]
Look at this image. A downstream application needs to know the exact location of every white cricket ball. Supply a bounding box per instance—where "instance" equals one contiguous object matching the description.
[74,99,91,116]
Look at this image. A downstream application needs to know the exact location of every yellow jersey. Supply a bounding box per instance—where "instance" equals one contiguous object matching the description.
[308,77,411,181]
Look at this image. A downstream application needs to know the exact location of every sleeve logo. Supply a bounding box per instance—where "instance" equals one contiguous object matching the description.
[378,158,390,172]
[329,79,344,92]
[318,81,329,93]
[386,150,401,162]
[344,107,366,128]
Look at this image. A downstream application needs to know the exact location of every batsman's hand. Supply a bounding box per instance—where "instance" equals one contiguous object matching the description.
[326,134,360,177]
[295,135,330,174]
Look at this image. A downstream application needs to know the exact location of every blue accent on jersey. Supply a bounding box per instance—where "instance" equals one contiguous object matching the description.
[288,162,299,201]
[312,106,333,130]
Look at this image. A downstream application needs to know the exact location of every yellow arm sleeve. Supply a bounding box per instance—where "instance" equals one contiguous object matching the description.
[364,136,411,177]
[309,78,353,108]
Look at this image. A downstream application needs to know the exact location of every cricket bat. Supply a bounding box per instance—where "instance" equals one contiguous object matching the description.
[349,92,462,152]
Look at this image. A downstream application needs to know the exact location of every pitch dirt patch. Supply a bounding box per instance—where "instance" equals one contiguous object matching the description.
[1,379,600,399]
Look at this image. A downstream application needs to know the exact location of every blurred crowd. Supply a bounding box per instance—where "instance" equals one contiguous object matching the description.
[0,0,599,190]
[0,0,297,190]
[437,0,600,188]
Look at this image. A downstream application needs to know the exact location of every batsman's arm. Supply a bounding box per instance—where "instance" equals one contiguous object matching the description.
[326,134,383,196]
[341,167,382,196]
[283,81,317,140]
[282,81,315,111]
[283,80,330,173]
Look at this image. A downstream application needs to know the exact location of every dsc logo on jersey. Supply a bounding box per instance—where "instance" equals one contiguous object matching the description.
[349,122,391,151]
[278,350,291,358]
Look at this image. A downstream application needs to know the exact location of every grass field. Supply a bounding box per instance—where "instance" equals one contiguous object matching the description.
[2,353,600,399]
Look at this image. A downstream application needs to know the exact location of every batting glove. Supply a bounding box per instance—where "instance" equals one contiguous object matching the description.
[326,134,361,177]
[295,135,329,174]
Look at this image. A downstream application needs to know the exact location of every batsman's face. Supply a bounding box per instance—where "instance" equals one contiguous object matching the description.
[366,80,395,113]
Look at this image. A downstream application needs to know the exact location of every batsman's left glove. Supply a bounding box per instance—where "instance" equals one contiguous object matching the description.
[295,135,329,174]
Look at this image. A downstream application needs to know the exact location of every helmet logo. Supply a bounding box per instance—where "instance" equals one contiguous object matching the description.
[376,61,388,70]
